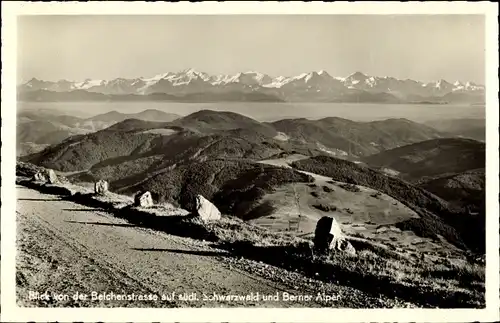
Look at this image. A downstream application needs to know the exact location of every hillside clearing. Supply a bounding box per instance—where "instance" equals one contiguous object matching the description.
[255,157,464,264]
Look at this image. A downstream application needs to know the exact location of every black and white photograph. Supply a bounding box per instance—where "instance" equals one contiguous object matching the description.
[2,2,499,322]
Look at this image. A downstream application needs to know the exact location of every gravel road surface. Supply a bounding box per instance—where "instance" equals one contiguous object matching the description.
[16,185,321,308]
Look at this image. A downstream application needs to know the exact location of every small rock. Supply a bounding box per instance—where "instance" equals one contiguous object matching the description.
[330,238,356,256]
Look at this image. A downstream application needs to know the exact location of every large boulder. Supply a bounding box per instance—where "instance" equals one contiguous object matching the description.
[46,169,58,184]
[194,195,221,221]
[313,216,355,255]
[134,191,154,208]
[32,172,47,182]
[94,180,109,195]
[32,169,58,184]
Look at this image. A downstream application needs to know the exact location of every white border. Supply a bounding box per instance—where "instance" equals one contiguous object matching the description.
[1,2,499,322]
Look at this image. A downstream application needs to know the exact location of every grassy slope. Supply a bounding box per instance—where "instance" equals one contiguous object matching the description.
[114,159,314,217]
[291,155,485,253]
[22,126,160,172]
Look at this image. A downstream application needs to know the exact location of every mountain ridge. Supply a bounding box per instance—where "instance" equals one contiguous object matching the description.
[21,109,447,172]
[18,69,485,103]
[361,138,485,182]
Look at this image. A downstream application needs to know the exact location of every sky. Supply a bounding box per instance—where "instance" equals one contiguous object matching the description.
[17,15,485,84]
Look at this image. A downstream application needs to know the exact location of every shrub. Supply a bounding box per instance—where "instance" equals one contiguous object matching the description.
[322,185,333,193]
[313,203,337,212]
[339,183,361,192]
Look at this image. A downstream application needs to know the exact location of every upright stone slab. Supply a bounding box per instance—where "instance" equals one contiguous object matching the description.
[313,215,355,255]
[94,180,109,195]
[134,191,154,208]
[194,195,221,221]
[46,169,58,184]
[314,216,337,253]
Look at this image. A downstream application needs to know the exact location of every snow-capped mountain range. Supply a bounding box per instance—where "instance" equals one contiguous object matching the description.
[18,68,485,103]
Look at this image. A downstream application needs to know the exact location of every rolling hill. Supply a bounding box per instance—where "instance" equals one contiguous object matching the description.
[88,109,180,123]
[417,168,485,213]
[22,121,168,171]
[16,109,181,156]
[116,159,315,216]
[17,110,84,126]
[16,111,91,156]
[361,138,485,217]
[361,138,485,181]
[18,108,488,258]
[270,117,444,157]
[17,120,82,145]
[22,110,449,173]
[424,118,485,141]
[170,109,277,136]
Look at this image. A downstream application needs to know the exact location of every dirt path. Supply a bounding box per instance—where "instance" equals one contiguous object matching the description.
[16,186,322,308]
[257,156,332,182]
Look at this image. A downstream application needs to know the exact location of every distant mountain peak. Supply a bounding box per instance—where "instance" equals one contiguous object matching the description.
[436,79,451,84]
[181,67,200,74]
[317,70,332,77]
[18,69,485,103]
[243,71,260,75]
[348,71,369,79]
